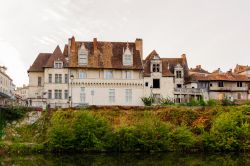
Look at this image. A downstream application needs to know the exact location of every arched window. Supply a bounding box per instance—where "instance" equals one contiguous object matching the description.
[78,44,88,65]
[123,43,133,66]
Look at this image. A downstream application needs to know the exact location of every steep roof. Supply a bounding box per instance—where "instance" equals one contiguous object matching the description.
[143,50,188,77]
[189,65,210,74]
[44,46,68,68]
[28,53,51,72]
[188,72,250,82]
[69,39,143,70]
[234,64,250,73]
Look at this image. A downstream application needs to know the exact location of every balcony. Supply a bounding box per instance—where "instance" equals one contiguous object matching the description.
[71,78,144,87]
[174,88,206,95]
[209,86,248,92]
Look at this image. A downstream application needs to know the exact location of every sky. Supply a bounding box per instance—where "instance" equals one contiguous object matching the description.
[0,0,250,87]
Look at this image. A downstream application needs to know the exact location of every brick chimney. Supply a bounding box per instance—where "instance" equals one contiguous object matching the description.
[93,38,98,53]
[196,65,201,69]
[135,38,143,60]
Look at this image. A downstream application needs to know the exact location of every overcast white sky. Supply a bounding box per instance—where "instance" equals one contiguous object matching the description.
[0,0,250,86]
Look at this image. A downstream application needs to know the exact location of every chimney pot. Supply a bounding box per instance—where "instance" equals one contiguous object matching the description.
[93,38,97,51]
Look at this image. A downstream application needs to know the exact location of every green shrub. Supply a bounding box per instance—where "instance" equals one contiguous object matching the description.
[48,111,113,151]
[173,125,197,151]
[141,97,155,106]
[221,98,236,106]
[112,116,174,152]
[160,97,175,106]
[207,99,218,106]
[203,110,250,151]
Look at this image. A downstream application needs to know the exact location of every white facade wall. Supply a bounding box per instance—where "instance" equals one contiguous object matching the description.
[144,74,174,99]
[70,69,144,106]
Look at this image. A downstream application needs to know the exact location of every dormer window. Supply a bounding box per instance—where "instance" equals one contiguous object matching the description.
[123,43,133,66]
[153,64,160,72]
[78,44,88,65]
[54,61,63,68]
[176,71,182,78]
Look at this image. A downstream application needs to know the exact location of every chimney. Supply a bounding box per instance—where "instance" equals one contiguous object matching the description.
[135,38,143,60]
[196,65,201,69]
[93,38,98,52]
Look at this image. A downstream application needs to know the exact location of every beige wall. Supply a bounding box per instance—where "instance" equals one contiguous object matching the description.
[0,71,12,97]
[144,75,174,99]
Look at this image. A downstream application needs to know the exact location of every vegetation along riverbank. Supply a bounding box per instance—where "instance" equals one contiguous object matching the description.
[0,105,250,154]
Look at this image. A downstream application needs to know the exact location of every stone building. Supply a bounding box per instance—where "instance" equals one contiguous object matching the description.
[27,37,250,108]
[68,37,144,106]
[0,66,14,105]
[187,66,250,101]
[143,50,190,103]
[14,84,29,106]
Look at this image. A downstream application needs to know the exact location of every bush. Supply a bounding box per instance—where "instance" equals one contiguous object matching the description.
[112,116,174,152]
[207,99,218,106]
[203,110,250,151]
[48,111,113,151]
[173,125,197,151]
[141,97,155,106]
[221,98,236,106]
[160,97,175,106]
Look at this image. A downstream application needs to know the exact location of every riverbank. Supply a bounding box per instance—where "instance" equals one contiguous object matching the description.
[0,105,250,154]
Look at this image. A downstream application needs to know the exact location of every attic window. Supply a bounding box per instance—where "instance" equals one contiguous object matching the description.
[153,64,160,72]
[78,44,88,65]
[54,61,63,68]
[123,43,133,66]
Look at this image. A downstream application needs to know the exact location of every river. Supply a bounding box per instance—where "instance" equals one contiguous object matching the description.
[0,152,250,166]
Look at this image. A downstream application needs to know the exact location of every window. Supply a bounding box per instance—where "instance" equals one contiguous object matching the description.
[123,54,132,65]
[79,54,88,65]
[237,82,243,87]
[105,70,113,79]
[177,84,182,88]
[210,83,213,87]
[48,90,52,99]
[38,77,42,86]
[48,74,52,83]
[145,82,149,87]
[65,74,68,83]
[152,64,160,72]
[79,71,87,79]
[80,87,85,103]
[54,61,63,68]
[55,74,62,83]
[176,71,182,78]
[64,90,68,99]
[109,89,115,103]
[54,90,62,99]
[153,79,160,88]
[218,81,224,87]
[125,71,132,79]
[125,89,132,103]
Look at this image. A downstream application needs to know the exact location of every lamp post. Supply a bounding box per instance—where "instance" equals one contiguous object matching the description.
[70,74,74,107]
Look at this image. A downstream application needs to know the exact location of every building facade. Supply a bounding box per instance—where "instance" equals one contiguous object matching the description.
[14,84,29,106]
[0,66,14,105]
[187,66,250,101]
[27,37,250,108]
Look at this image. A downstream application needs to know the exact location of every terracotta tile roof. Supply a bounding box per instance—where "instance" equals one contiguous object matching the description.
[234,64,250,73]
[69,39,143,70]
[188,72,250,82]
[189,65,210,74]
[44,46,68,68]
[28,53,51,72]
[143,50,189,77]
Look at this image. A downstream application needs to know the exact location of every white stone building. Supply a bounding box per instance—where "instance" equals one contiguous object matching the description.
[0,66,14,105]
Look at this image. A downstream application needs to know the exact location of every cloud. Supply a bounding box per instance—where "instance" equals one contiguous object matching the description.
[0,40,28,86]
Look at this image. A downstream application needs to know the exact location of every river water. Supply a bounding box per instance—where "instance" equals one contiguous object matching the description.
[0,152,250,166]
